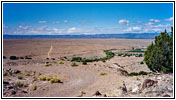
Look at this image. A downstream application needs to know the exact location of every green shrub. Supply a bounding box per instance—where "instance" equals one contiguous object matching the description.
[144,27,173,73]
[40,77,46,81]
[50,78,61,83]
[128,72,138,76]
[59,61,64,64]
[46,77,52,81]
[128,71,150,76]
[44,64,51,67]
[17,75,23,79]
[99,72,107,76]
[71,57,82,62]
[138,71,148,75]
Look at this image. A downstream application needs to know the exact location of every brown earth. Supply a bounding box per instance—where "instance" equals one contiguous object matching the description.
[3,39,173,97]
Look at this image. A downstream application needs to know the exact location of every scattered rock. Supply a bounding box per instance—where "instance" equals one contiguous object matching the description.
[142,79,157,89]
[94,91,102,96]
[122,81,127,93]
[3,81,9,85]
[11,90,16,95]
[163,94,170,97]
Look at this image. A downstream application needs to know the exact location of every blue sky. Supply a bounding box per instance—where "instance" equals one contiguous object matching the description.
[3,3,173,35]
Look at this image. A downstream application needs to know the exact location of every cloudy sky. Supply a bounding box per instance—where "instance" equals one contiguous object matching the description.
[3,3,173,35]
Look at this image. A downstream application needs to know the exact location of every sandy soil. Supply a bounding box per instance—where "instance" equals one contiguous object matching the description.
[4,39,172,97]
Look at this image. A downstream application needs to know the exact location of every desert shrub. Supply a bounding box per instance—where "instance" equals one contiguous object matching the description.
[40,77,46,81]
[46,77,52,81]
[10,56,18,60]
[140,61,144,64]
[71,62,78,67]
[44,64,51,67]
[138,71,148,75]
[31,84,37,91]
[71,57,82,62]
[50,78,61,83]
[144,27,173,73]
[128,71,150,76]
[16,81,24,88]
[59,61,64,64]
[17,75,23,79]
[128,72,138,76]
[135,54,143,57]
[99,72,107,76]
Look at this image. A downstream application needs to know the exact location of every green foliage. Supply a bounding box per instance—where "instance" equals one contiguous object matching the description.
[144,27,173,73]
[71,57,82,62]
[128,71,150,76]
[71,50,115,63]
[50,78,61,83]
[44,64,51,67]
[40,77,46,81]
[98,72,107,76]
[46,77,52,81]
[59,61,64,64]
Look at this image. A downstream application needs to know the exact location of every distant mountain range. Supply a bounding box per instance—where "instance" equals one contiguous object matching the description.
[3,33,161,39]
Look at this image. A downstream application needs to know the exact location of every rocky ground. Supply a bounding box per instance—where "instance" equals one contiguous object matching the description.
[3,39,173,98]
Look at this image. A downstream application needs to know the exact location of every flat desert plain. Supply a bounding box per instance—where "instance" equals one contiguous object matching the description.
[3,39,173,97]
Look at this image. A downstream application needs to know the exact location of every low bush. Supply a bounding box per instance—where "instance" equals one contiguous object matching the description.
[71,50,115,63]
[46,77,52,81]
[50,78,61,83]
[17,75,23,79]
[59,61,64,64]
[128,71,150,76]
[99,72,107,76]
[40,77,46,81]
[44,64,52,67]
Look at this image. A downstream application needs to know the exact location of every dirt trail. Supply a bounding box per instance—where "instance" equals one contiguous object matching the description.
[48,45,53,58]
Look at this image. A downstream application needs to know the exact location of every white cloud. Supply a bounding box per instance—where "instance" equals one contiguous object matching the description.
[124,27,141,32]
[64,20,68,23]
[165,17,173,21]
[38,21,47,24]
[118,19,129,25]
[18,25,31,30]
[149,19,160,23]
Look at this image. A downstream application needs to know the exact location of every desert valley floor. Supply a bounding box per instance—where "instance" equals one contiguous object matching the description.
[3,39,173,97]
